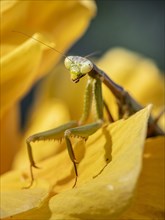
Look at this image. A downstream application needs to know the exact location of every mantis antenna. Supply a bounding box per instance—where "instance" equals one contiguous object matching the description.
[12,30,68,59]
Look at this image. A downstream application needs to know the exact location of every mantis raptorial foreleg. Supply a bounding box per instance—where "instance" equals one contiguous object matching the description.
[26,121,78,187]
[26,75,105,187]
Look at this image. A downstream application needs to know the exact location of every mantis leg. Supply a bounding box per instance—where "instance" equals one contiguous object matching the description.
[64,120,103,187]
[103,100,114,122]
[26,121,78,187]
[79,77,93,125]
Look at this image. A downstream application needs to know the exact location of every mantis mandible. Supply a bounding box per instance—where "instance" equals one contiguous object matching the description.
[13,31,164,188]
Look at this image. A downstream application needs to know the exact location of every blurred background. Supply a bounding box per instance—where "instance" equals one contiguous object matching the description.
[70,0,164,71]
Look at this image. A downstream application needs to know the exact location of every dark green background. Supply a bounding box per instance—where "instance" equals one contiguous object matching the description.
[70,0,164,70]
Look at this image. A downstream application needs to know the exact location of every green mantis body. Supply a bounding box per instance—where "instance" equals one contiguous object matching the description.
[26,54,164,188]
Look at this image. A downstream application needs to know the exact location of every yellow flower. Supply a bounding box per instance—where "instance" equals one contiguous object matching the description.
[0,2,164,220]
[1,47,164,219]
[120,136,165,219]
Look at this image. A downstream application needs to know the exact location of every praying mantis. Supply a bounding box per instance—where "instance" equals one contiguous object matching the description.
[13,31,164,188]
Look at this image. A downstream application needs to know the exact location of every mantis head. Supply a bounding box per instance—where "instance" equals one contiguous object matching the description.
[64,56,93,83]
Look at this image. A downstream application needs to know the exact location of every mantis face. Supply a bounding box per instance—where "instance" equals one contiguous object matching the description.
[64,56,93,83]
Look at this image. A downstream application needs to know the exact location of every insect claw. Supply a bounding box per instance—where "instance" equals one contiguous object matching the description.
[33,164,40,169]
[22,180,34,189]
[72,176,78,188]
[74,159,79,164]
[22,165,35,189]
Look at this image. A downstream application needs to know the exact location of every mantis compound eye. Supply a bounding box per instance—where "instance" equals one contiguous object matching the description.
[80,60,93,74]
[64,56,73,70]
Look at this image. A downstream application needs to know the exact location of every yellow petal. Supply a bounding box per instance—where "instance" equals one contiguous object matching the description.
[26,1,96,33]
[3,200,51,220]
[0,104,21,174]
[1,34,43,118]
[158,111,165,131]
[1,1,29,37]
[0,170,50,219]
[47,106,151,219]
[120,136,165,219]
